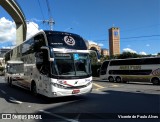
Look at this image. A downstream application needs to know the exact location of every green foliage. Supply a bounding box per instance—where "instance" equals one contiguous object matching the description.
[0,66,4,71]
[0,66,4,76]
[108,52,156,60]
[117,52,139,59]
[100,55,110,63]
[89,51,98,65]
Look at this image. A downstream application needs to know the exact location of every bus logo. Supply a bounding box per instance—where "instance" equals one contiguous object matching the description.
[64,36,75,46]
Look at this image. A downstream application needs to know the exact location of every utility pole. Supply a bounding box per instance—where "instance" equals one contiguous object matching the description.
[43,18,55,31]
[43,0,55,31]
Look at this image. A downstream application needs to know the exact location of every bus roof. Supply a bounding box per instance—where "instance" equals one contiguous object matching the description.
[110,56,160,61]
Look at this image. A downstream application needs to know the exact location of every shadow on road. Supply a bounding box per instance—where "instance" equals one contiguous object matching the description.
[34,90,160,122]
[0,82,83,104]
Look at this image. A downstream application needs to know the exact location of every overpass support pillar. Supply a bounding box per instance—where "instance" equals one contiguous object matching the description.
[16,23,26,45]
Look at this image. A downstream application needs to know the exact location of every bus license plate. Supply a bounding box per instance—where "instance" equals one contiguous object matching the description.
[72,89,80,94]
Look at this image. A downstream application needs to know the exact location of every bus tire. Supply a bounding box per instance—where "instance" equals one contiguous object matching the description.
[7,77,10,85]
[151,78,159,85]
[115,76,121,83]
[31,81,38,96]
[108,76,114,82]
[9,78,13,87]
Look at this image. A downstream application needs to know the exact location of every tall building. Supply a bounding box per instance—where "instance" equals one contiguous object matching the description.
[109,27,120,56]
[101,49,109,56]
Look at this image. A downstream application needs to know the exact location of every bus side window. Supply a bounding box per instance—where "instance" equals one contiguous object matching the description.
[34,34,46,51]
[35,49,49,75]
[100,61,109,75]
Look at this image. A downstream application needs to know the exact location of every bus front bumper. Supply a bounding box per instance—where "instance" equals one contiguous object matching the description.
[50,83,92,97]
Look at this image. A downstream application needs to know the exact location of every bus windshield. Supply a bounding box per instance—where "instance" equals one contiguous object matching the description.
[51,53,91,78]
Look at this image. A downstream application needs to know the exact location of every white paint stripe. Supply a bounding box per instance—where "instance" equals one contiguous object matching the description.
[0,90,6,94]
[9,97,23,104]
[39,110,79,122]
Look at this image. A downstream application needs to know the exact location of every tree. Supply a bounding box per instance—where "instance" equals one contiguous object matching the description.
[117,52,139,59]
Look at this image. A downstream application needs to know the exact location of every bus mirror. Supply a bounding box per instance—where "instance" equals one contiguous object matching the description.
[40,46,48,50]
[49,58,54,62]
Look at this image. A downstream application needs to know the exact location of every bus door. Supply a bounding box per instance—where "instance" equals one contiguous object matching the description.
[100,61,109,80]
[35,47,50,92]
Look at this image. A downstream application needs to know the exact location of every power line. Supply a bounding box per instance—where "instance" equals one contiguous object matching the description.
[121,35,160,39]
[94,34,160,43]
[37,0,45,20]
[43,0,55,30]
[25,20,39,30]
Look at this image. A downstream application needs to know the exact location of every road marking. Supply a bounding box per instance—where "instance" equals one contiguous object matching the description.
[93,83,105,91]
[9,97,23,104]
[0,90,6,94]
[110,84,124,88]
[39,110,78,122]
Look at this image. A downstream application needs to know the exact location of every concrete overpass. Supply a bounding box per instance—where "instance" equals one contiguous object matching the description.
[0,0,27,45]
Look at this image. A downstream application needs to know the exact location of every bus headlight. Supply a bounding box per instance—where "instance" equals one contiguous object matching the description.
[86,81,92,86]
[51,83,66,89]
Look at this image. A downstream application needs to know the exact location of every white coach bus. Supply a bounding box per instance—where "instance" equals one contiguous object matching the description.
[100,57,160,85]
[4,30,92,97]
[5,60,24,87]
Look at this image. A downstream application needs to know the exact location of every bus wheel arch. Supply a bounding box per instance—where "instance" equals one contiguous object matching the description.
[115,76,122,83]
[108,76,114,82]
[7,77,10,84]
[151,77,159,85]
[31,81,38,96]
[8,77,13,87]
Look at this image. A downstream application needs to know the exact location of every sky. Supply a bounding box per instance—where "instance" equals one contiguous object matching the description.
[0,0,160,55]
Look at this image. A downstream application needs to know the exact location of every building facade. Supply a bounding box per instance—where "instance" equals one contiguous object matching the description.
[109,27,120,56]
[101,49,109,56]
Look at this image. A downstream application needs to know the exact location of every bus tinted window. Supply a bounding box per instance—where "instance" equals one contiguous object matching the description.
[34,34,46,51]
[142,58,160,64]
[100,61,109,75]
[22,38,34,55]
[110,58,160,66]
[109,70,152,75]
[45,31,87,50]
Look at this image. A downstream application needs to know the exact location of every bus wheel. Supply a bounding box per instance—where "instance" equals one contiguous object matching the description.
[115,76,121,83]
[7,78,10,85]
[31,82,37,96]
[151,78,159,85]
[108,76,114,82]
[9,78,13,87]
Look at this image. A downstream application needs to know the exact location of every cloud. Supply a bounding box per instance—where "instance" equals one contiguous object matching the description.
[123,48,137,53]
[0,17,40,46]
[0,17,16,43]
[139,52,147,55]
[88,40,97,45]
[123,48,148,55]
[98,43,104,47]
[88,40,104,47]
[26,22,40,39]
[146,44,150,47]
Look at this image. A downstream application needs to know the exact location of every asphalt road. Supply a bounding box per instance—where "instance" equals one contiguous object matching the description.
[0,76,159,122]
